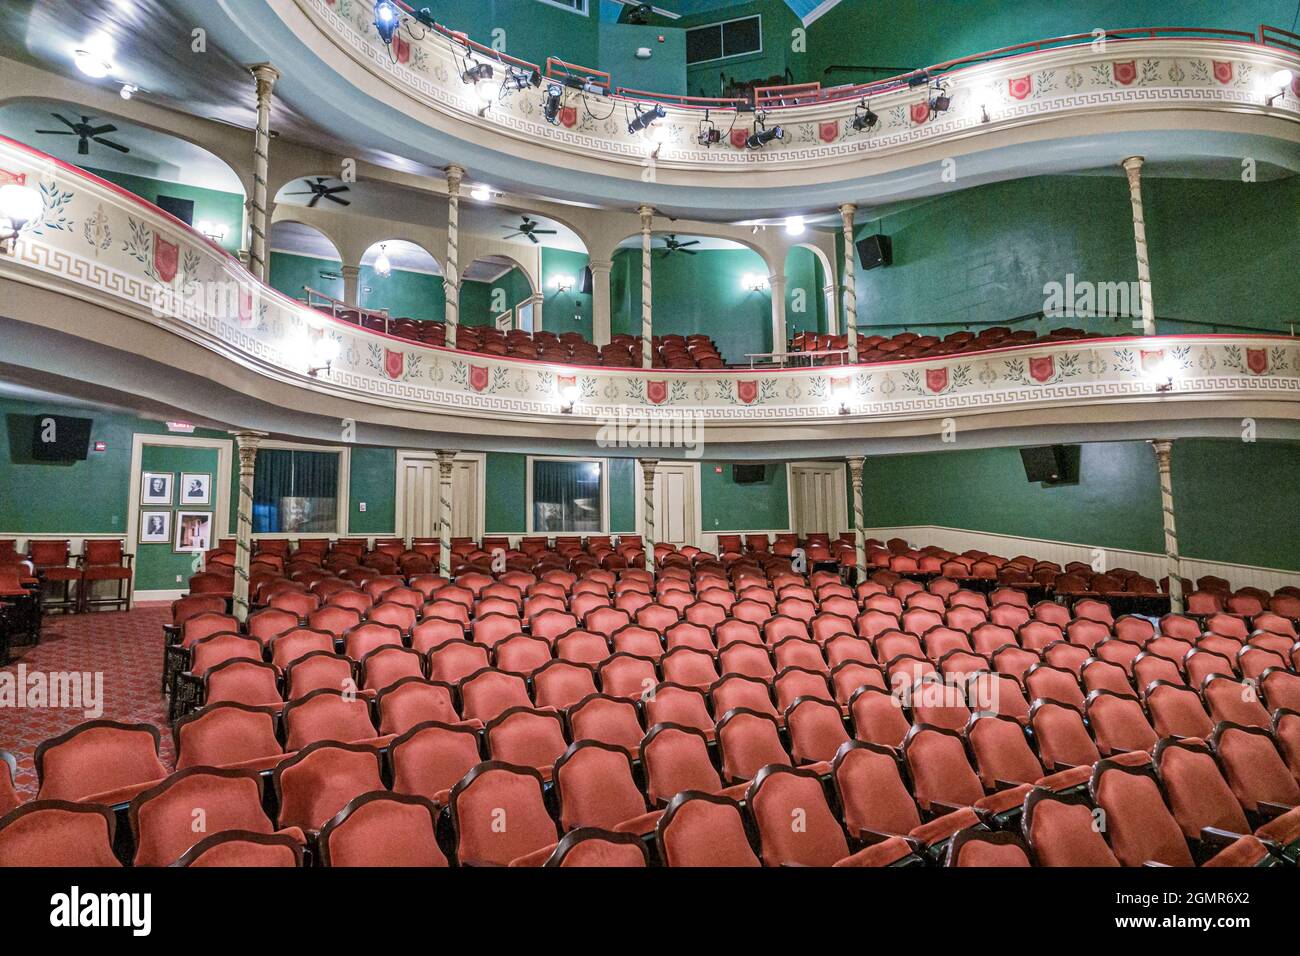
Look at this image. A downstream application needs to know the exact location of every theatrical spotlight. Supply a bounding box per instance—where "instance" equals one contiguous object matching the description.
[562,74,605,95]
[851,99,878,132]
[505,66,544,91]
[463,61,494,84]
[746,122,784,150]
[628,103,666,134]
[374,1,401,45]
[696,121,721,147]
[542,84,564,124]
[907,69,930,88]
[929,83,951,114]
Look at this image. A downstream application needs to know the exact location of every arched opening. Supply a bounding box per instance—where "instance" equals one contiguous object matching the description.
[267,220,344,304]
[359,239,443,323]
[461,252,538,332]
[611,232,771,365]
[784,243,834,348]
[0,98,247,255]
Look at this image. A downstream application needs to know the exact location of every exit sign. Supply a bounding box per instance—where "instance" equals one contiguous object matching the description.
[93,441,107,452]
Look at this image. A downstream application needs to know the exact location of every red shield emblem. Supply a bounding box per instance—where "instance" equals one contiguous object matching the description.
[556,374,576,392]
[1113,61,1137,86]
[646,380,667,405]
[468,364,489,392]
[1008,74,1032,100]
[920,369,951,395]
[819,121,839,143]
[1140,349,1165,371]
[1029,355,1055,383]
[909,101,931,124]
[0,168,25,186]
[1246,349,1269,375]
[1212,61,1233,84]
[238,289,255,327]
[392,33,410,64]
[1293,74,1300,98]
[730,128,750,150]
[153,233,179,282]
[925,367,949,394]
[384,349,404,380]
[559,106,578,128]
[736,380,758,404]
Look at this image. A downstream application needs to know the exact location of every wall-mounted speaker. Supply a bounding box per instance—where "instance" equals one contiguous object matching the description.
[1020,444,1078,484]
[855,234,892,270]
[31,414,93,462]
[732,464,766,484]
[579,266,593,295]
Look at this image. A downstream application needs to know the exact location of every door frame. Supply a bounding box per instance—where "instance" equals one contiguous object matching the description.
[395,450,486,543]
[634,460,702,548]
[787,460,849,537]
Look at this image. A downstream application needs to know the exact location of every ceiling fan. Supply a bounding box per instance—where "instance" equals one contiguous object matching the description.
[657,234,700,257]
[284,177,351,208]
[503,216,557,244]
[34,113,128,156]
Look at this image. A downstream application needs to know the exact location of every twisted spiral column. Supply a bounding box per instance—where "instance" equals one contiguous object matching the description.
[641,458,658,573]
[639,205,654,369]
[248,64,280,283]
[1150,440,1183,613]
[232,431,265,622]
[444,166,463,349]
[1123,156,1157,336]
[839,203,858,363]
[847,456,867,579]
[436,450,457,578]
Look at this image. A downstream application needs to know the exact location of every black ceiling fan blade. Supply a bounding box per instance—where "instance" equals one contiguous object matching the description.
[283,191,314,196]
[94,137,130,153]
[502,232,524,240]
[532,229,558,235]
[35,129,76,135]
[307,193,322,208]
[322,186,350,195]
[678,240,700,247]
[50,113,79,130]
[681,248,698,254]
[528,233,540,244]
[78,138,89,155]
[88,124,117,137]
[326,196,351,206]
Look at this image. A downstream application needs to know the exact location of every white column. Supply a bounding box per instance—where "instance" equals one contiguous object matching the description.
[839,203,858,363]
[436,449,457,578]
[341,264,360,307]
[823,282,838,335]
[847,455,866,578]
[639,205,654,368]
[768,272,787,358]
[248,64,280,283]
[589,258,613,346]
[232,431,265,622]
[641,458,658,573]
[1150,439,1184,614]
[1122,156,1157,336]
[444,165,464,349]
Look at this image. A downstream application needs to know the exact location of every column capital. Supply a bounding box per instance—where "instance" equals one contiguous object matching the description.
[638,457,660,473]
[340,264,361,278]
[767,273,787,287]
[838,203,857,223]
[445,165,464,193]
[587,258,614,273]
[1149,438,1174,465]
[249,63,281,94]
[846,455,866,472]
[1121,155,1145,174]
[638,205,655,228]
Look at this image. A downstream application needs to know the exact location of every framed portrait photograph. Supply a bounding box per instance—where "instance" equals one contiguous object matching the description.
[141,471,174,505]
[139,510,171,544]
[180,472,212,506]
[174,511,213,553]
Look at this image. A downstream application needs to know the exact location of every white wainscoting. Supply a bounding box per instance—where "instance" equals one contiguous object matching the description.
[864,525,1300,594]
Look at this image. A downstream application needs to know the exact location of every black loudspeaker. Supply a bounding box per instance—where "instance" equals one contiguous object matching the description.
[855,234,892,270]
[156,194,195,226]
[31,414,93,461]
[579,266,593,295]
[1020,445,1077,484]
[733,464,766,484]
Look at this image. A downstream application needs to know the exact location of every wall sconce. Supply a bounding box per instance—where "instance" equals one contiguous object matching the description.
[1265,69,1294,106]
[0,183,41,254]
[559,382,580,413]
[550,274,575,293]
[1145,356,1177,393]
[308,335,341,377]
[741,272,769,292]
[196,220,227,243]
[831,376,852,415]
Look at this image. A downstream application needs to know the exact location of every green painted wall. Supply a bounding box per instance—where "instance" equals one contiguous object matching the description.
[839,175,1300,339]
[269,251,343,302]
[359,265,444,323]
[485,452,527,533]
[541,248,593,338]
[350,447,397,534]
[784,244,828,339]
[609,457,636,533]
[598,22,688,96]
[136,443,219,591]
[805,1,1292,86]
[85,167,244,256]
[612,246,773,362]
[679,0,805,98]
[701,461,789,532]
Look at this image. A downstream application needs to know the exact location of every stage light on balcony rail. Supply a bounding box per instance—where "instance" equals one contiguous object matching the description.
[505,66,544,92]
[784,216,805,237]
[928,82,951,115]
[542,84,564,124]
[628,103,666,134]
[851,100,878,133]
[746,123,784,150]
[0,183,42,253]
[374,1,401,45]
[374,244,392,278]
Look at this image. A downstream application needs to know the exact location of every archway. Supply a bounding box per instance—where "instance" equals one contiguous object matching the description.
[358,239,443,322]
[267,220,344,304]
[784,243,835,346]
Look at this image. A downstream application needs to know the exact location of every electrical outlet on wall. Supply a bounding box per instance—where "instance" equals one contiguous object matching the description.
[175,575,182,583]
[359,502,367,513]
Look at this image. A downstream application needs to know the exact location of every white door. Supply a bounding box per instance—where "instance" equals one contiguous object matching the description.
[396,452,483,541]
[637,462,699,549]
[790,463,847,538]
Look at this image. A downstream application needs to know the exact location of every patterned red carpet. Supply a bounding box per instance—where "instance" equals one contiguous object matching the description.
[1,605,173,799]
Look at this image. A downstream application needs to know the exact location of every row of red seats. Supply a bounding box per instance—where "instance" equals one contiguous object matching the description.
[789,325,1104,363]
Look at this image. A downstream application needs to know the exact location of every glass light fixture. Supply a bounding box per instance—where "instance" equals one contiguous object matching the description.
[73,34,115,78]
[374,244,392,278]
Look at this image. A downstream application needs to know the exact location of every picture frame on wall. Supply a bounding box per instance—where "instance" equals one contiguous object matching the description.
[175,511,213,553]
[141,472,173,505]
[139,510,171,544]
[180,472,212,506]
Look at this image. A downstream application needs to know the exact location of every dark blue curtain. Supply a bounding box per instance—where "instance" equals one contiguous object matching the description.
[533,459,602,533]
[253,449,339,533]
